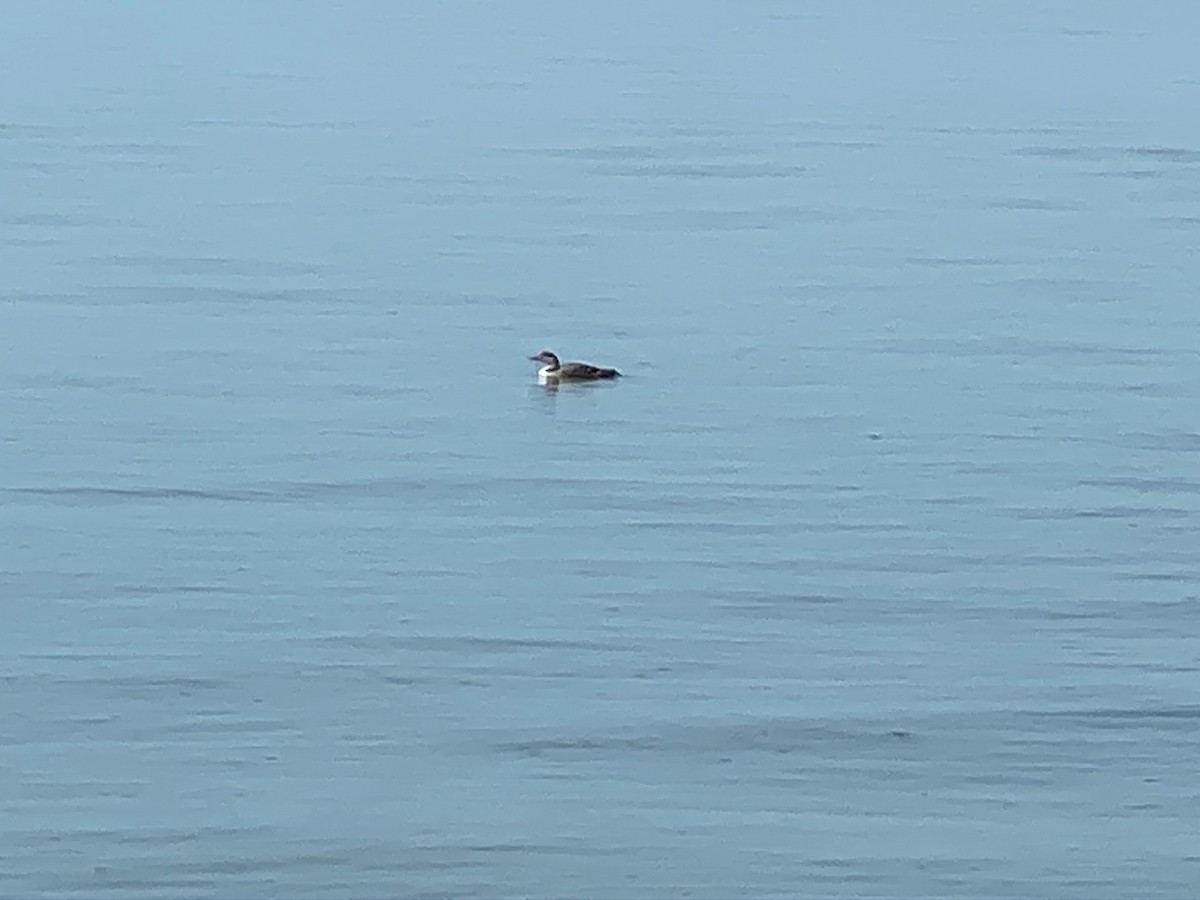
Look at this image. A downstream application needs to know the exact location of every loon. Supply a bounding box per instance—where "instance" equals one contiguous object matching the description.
[529,350,621,382]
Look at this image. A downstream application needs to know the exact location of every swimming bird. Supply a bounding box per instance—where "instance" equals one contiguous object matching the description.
[529,350,621,382]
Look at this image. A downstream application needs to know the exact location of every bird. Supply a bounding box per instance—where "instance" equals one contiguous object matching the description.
[528,350,621,383]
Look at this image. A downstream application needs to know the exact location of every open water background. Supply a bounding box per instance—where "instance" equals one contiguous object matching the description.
[3,2,1200,897]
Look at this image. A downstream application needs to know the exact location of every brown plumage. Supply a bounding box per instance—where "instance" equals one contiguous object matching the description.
[529,350,621,381]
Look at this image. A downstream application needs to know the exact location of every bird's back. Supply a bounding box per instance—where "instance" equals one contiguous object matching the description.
[559,361,621,380]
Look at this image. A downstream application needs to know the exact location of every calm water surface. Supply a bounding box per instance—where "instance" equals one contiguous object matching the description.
[3,3,1200,897]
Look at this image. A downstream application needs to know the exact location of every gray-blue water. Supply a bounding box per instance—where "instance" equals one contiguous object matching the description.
[4,3,1200,897]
